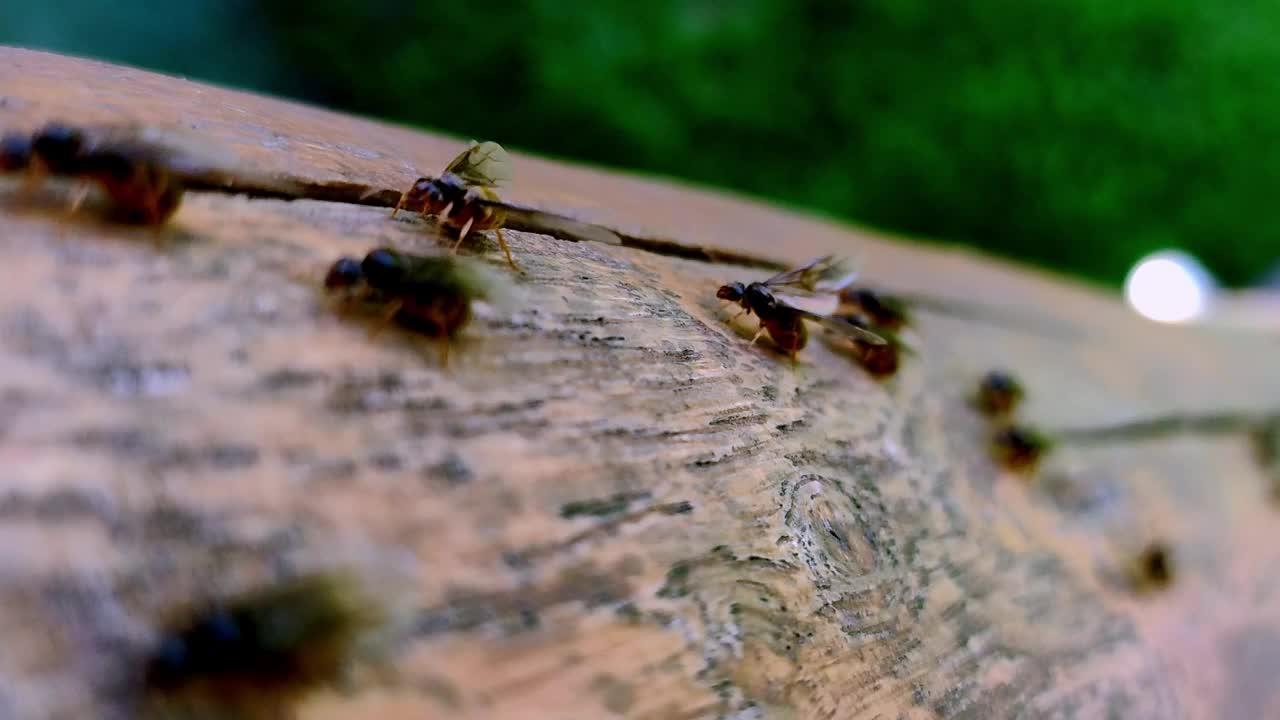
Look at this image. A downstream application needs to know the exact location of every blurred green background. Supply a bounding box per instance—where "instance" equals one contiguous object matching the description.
[4,0,1278,288]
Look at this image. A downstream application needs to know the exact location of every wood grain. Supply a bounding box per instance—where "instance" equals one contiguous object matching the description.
[2,46,1279,719]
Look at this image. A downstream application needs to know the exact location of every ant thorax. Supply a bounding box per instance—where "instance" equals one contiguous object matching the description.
[743,283,780,315]
[428,173,471,205]
[30,124,87,172]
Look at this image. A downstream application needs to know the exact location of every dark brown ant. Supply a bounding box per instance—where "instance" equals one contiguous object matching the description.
[991,425,1051,472]
[324,247,499,365]
[716,257,885,364]
[1131,542,1174,591]
[1,122,186,225]
[394,170,519,271]
[142,573,379,718]
[392,140,619,272]
[839,287,911,331]
[832,312,903,378]
[974,370,1025,417]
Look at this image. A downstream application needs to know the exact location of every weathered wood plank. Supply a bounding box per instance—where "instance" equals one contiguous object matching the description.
[2,46,1279,719]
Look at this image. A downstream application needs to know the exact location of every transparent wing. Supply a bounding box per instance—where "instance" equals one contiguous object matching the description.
[763,255,860,293]
[837,287,912,323]
[805,312,889,346]
[760,256,831,287]
[772,290,840,318]
[444,140,513,188]
[808,256,861,292]
[837,311,916,353]
[391,251,520,313]
[406,252,514,302]
[477,198,622,246]
[80,123,242,176]
[771,290,887,345]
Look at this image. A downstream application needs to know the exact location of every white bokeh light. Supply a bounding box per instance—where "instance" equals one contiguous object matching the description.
[1124,250,1214,324]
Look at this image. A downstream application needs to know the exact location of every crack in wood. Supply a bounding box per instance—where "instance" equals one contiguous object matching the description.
[1051,410,1280,445]
[897,292,1089,338]
[178,172,400,208]
[169,172,1084,338]
[506,500,696,567]
[181,171,792,272]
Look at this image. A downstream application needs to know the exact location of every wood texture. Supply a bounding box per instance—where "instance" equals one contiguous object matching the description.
[2,46,1279,719]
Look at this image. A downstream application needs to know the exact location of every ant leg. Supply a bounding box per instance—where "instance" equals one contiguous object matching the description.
[325,287,364,321]
[149,224,168,249]
[391,192,408,218]
[431,201,453,225]
[450,218,474,254]
[494,228,520,272]
[145,189,162,226]
[418,308,452,367]
[748,327,767,347]
[368,299,405,340]
[147,190,173,249]
[67,182,91,215]
[19,162,48,203]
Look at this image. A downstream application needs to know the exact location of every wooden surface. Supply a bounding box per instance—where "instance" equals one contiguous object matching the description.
[2,46,1280,719]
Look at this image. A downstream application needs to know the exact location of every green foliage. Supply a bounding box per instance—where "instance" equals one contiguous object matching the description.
[254,0,1280,287]
[7,1,1280,286]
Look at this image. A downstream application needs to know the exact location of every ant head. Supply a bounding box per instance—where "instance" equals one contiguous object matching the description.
[324,257,364,290]
[31,123,85,171]
[981,371,1021,395]
[143,609,241,690]
[1138,543,1173,587]
[403,177,434,204]
[716,282,746,303]
[846,288,879,308]
[0,132,32,172]
[360,247,407,289]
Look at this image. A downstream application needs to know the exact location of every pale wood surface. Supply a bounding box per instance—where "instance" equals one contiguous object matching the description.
[2,46,1279,719]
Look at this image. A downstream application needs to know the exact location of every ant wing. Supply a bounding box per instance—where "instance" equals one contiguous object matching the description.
[377,249,514,309]
[775,294,888,346]
[773,291,888,345]
[808,256,861,292]
[809,313,890,346]
[763,255,860,293]
[837,287,913,324]
[138,128,322,200]
[772,290,840,317]
[477,198,622,246]
[399,252,513,306]
[444,140,513,188]
[78,123,276,196]
[79,124,242,176]
[760,255,832,288]
[834,311,916,353]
